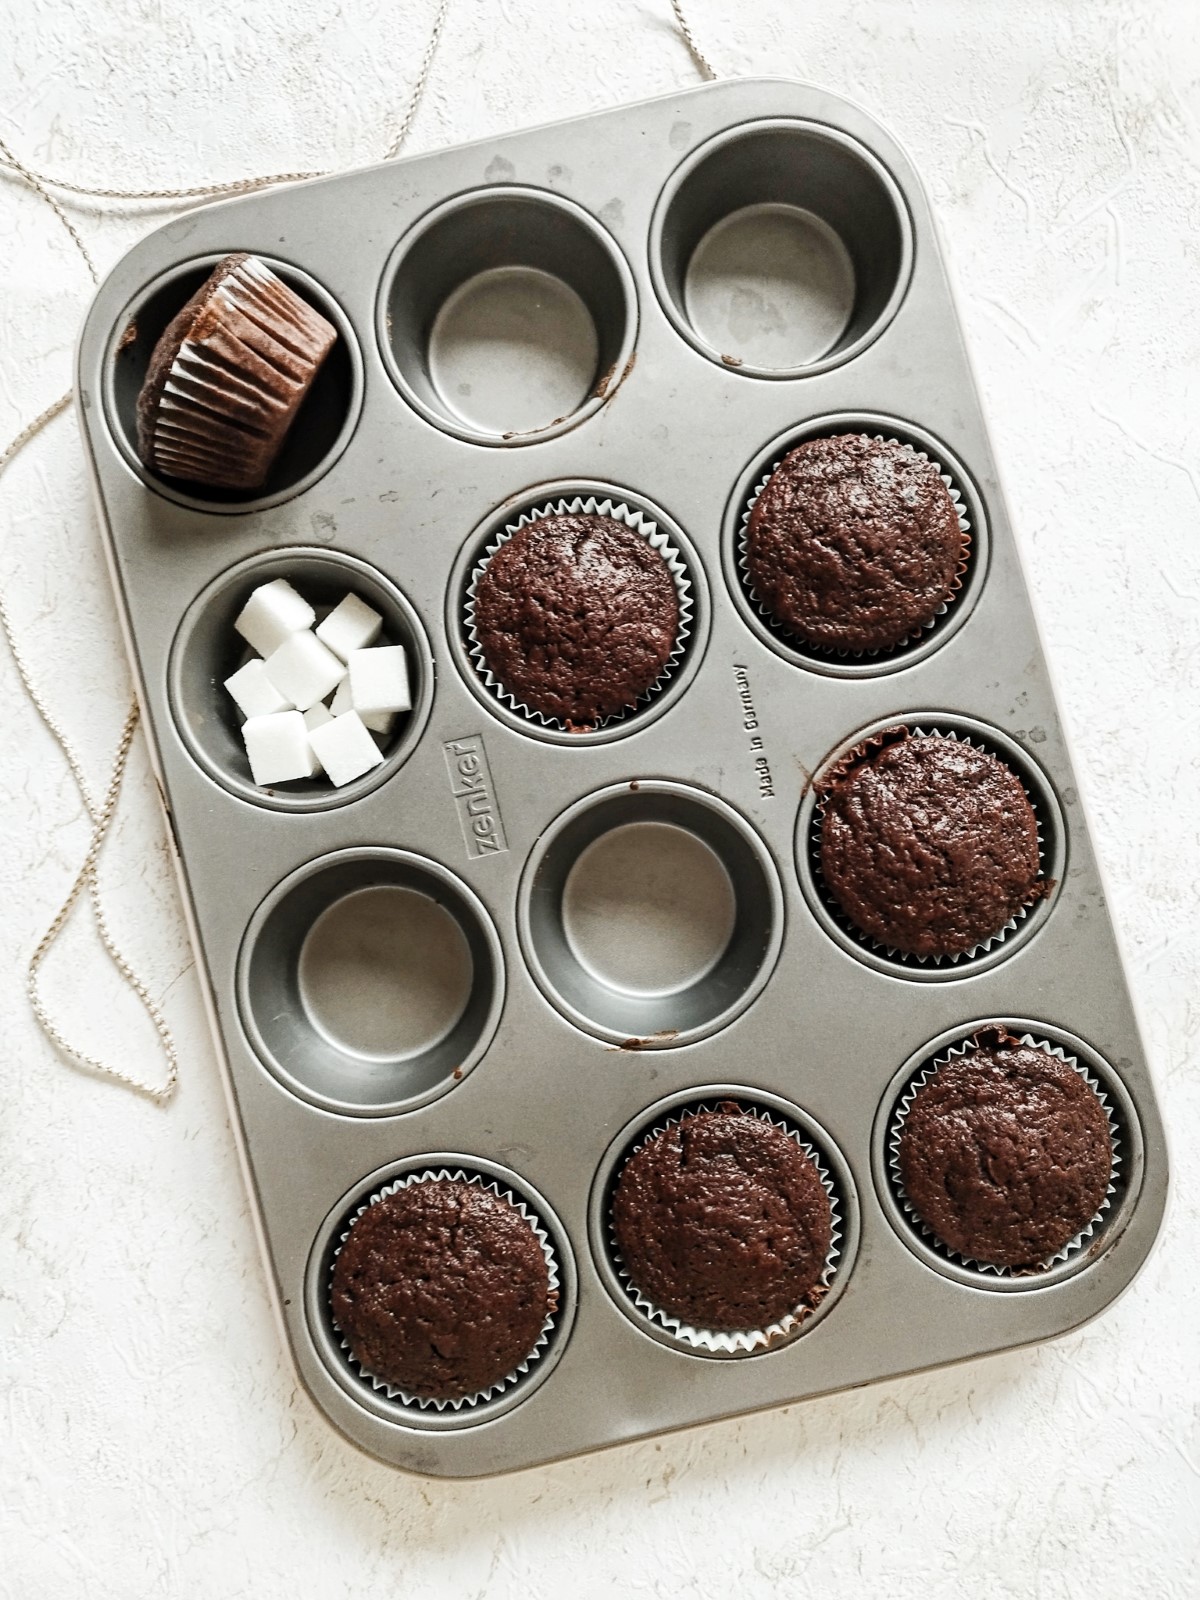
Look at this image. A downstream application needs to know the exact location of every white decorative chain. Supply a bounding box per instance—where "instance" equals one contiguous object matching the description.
[0,0,710,1102]
[0,398,180,1101]
[0,0,450,207]
[670,0,719,80]
[0,0,451,1101]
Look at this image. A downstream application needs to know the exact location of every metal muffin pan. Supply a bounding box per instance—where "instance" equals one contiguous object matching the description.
[77,77,1167,1478]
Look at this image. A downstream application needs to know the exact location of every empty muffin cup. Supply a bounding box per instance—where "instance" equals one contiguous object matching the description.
[103,254,362,511]
[518,782,782,1046]
[169,547,433,812]
[728,416,985,674]
[796,716,1065,980]
[590,1089,857,1356]
[237,849,503,1115]
[873,1022,1140,1291]
[306,1156,577,1429]
[651,121,912,377]
[379,188,636,445]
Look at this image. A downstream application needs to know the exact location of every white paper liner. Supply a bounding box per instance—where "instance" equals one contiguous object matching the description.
[888,1033,1120,1276]
[464,496,693,731]
[607,1101,843,1354]
[737,433,971,660]
[328,1168,561,1412]
[812,725,1049,967]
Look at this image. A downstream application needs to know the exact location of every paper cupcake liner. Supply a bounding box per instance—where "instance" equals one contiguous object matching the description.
[888,1032,1121,1276]
[150,255,337,490]
[737,434,972,660]
[464,496,694,732]
[328,1168,561,1412]
[606,1100,843,1354]
[811,724,1049,968]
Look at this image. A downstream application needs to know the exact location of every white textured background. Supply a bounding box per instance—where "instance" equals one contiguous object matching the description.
[2,2,1199,1595]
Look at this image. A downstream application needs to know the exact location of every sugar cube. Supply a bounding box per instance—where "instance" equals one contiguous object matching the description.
[234,579,315,658]
[315,592,383,661]
[348,645,411,716]
[331,674,391,733]
[302,703,334,774]
[307,711,386,788]
[224,658,292,719]
[362,709,397,738]
[263,631,346,711]
[242,712,319,786]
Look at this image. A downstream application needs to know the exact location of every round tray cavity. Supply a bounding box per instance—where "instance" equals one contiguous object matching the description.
[306,1156,576,1428]
[169,547,433,812]
[238,849,503,1116]
[589,1087,858,1357]
[379,187,637,446]
[448,481,708,745]
[519,781,782,1047]
[724,415,988,676]
[650,121,912,378]
[872,1021,1143,1291]
[103,253,362,513]
[796,715,1066,980]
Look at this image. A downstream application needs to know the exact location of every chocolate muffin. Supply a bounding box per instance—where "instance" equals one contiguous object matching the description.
[471,512,680,726]
[818,728,1048,958]
[330,1178,554,1401]
[136,253,337,492]
[897,1030,1113,1267]
[611,1103,833,1331]
[745,434,965,652]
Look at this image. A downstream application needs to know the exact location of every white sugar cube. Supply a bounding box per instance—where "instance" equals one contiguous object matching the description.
[307,711,385,788]
[234,579,315,658]
[331,676,391,733]
[302,703,334,774]
[315,592,383,661]
[242,712,319,786]
[224,658,292,719]
[362,709,397,738]
[263,631,346,711]
[348,645,411,716]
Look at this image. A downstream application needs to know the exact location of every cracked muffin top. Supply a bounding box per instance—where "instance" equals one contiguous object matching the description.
[817,728,1048,958]
[330,1178,554,1400]
[896,1030,1113,1268]
[471,513,679,727]
[745,434,965,653]
[611,1103,832,1331]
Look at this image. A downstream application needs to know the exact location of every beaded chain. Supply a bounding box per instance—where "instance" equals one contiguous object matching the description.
[0,0,717,1102]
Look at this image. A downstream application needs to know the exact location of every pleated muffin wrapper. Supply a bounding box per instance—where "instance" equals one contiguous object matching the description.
[464,496,694,732]
[811,723,1049,968]
[328,1167,562,1413]
[888,1033,1121,1277]
[607,1101,843,1355]
[737,434,972,660]
[146,254,337,491]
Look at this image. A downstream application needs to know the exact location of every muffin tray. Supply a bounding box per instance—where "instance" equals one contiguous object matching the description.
[76,77,1167,1477]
